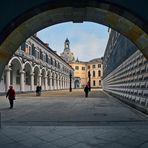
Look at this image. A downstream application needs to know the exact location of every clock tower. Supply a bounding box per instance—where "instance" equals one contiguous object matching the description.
[60,38,75,63]
[65,38,70,49]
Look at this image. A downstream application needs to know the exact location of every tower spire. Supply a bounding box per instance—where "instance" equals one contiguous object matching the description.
[64,38,70,50]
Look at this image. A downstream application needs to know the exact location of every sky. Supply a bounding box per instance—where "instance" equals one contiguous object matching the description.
[37,22,109,61]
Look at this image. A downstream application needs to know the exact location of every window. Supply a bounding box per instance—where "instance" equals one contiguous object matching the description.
[87,65,90,69]
[35,48,40,59]
[51,57,53,65]
[88,71,91,77]
[28,46,32,55]
[16,70,20,84]
[25,71,30,85]
[55,60,57,67]
[82,67,85,70]
[53,59,56,67]
[93,71,95,77]
[98,64,101,68]
[99,80,101,86]
[42,53,46,62]
[75,66,79,70]
[98,70,101,77]
[93,80,95,86]
[92,65,95,68]
[46,54,48,63]
[25,44,29,54]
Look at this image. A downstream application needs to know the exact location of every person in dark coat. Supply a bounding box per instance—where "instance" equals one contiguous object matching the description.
[6,86,16,109]
[36,85,40,96]
[39,86,42,96]
[84,84,89,97]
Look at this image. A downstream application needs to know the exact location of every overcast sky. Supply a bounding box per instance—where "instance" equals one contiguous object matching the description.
[37,22,109,61]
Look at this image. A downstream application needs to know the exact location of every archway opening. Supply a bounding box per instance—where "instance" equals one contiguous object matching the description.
[0,2,147,79]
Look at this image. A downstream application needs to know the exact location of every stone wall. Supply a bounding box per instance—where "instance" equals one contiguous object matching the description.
[103,50,148,113]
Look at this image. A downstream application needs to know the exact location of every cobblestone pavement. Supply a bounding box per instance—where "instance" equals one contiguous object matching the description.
[0,89,148,148]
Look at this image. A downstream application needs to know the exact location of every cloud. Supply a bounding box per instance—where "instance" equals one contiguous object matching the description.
[68,29,108,61]
[37,22,109,61]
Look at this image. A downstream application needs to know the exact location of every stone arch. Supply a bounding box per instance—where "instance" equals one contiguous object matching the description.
[8,57,23,91]
[8,57,22,70]
[24,61,32,89]
[0,1,147,80]
[74,79,80,89]
[33,65,40,86]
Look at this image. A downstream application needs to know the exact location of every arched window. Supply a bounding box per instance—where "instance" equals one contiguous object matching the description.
[25,71,30,85]
[16,70,20,84]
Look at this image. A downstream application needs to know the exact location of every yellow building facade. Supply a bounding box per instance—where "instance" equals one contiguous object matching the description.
[70,58,103,88]
[60,38,103,89]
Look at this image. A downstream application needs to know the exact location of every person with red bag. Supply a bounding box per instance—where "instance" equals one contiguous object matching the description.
[6,86,16,109]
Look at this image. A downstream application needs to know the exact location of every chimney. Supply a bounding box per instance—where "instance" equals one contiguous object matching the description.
[45,43,49,47]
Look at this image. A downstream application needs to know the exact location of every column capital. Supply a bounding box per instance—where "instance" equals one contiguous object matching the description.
[20,70,25,74]
[30,72,34,76]
[5,65,11,71]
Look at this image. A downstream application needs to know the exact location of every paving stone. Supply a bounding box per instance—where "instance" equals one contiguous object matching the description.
[51,137,78,148]
[0,90,148,148]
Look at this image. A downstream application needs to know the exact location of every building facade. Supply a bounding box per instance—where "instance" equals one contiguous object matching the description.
[70,58,103,88]
[0,36,74,93]
[60,38,103,89]
[103,29,148,112]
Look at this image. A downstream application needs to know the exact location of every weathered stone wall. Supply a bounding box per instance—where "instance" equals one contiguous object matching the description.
[103,30,148,113]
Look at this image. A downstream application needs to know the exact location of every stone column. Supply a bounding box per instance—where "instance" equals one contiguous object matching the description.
[59,78,61,89]
[44,76,48,90]
[20,70,25,92]
[30,72,34,91]
[54,78,56,90]
[50,76,52,90]
[5,66,11,91]
[38,74,42,86]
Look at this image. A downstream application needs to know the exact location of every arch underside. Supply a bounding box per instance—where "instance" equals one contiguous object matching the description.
[0,4,147,79]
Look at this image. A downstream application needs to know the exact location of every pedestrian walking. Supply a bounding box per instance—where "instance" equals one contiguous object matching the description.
[36,85,40,96]
[39,86,42,96]
[6,86,16,109]
[84,84,89,97]
[36,85,42,96]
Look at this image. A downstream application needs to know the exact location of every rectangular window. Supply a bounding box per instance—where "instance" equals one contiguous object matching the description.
[82,67,85,70]
[29,46,32,55]
[75,66,79,70]
[98,64,101,68]
[25,44,29,54]
[87,65,90,69]
[93,71,95,77]
[93,65,95,68]
[99,80,101,86]
[93,80,95,86]
[42,53,46,62]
